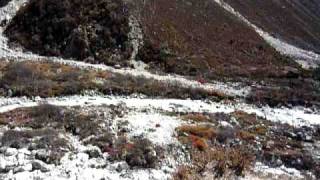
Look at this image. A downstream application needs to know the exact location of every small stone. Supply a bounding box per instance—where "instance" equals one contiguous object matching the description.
[220,121,232,127]
[0,160,6,170]
[35,150,50,163]
[13,164,32,174]
[86,148,101,159]
[32,161,49,172]
[0,147,6,153]
[305,135,313,142]
[276,159,283,166]
[116,162,129,172]
[31,161,42,171]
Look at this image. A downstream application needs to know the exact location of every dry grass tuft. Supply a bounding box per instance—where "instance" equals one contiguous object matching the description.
[177,125,217,141]
[181,113,211,122]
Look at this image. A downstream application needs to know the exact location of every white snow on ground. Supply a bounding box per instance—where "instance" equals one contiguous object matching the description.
[0,0,39,60]
[243,162,307,180]
[0,0,28,22]
[0,95,319,127]
[0,107,186,180]
[214,0,320,69]
[0,137,175,180]
[122,112,181,146]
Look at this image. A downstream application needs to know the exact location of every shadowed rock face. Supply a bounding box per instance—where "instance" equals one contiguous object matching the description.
[225,0,320,54]
[0,0,10,8]
[4,0,132,66]
[135,0,300,79]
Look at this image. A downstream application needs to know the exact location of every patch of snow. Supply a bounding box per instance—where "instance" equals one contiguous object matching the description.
[121,112,181,146]
[0,95,319,127]
[0,0,28,23]
[244,162,308,180]
[1,147,174,180]
[214,0,320,69]
[0,125,181,180]
[0,0,40,60]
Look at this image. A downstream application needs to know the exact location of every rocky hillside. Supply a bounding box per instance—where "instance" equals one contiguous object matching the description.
[0,0,320,179]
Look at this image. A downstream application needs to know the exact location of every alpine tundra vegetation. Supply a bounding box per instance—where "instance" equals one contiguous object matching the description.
[0,0,320,179]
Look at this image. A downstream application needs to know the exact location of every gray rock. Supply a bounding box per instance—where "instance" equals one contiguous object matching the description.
[13,164,32,174]
[85,148,101,159]
[32,161,49,172]
[34,150,50,164]
[116,162,129,172]
[0,166,12,174]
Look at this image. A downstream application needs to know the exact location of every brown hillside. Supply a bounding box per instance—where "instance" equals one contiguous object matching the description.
[225,0,320,54]
[135,0,300,80]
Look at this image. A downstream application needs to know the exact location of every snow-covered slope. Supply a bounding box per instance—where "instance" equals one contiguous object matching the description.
[0,95,319,127]
[214,0,320,69]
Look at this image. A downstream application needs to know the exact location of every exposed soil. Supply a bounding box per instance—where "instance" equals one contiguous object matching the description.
[225,0,320,54]
[4,0,132,66]
[134,0,301,80]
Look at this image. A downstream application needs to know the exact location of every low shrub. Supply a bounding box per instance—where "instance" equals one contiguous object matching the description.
[124,138,160,168]
[313,66,320,81]
[1,129,69,164]
[237,130,255,141]
[188,135,208,151]
[107,137,162,168]
[181,113,211,122]
[176,125,217,141]
[216,127,236,143]
[63,113,102,139]
[173,166,201,180]
[29,104,63,128]
[1,130,33,148]
[2,104,105,140]
[0,61,227,100]
[0,61,96,97]
[191,147,254,177]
